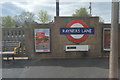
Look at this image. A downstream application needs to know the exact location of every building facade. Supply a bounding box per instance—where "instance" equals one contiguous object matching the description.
[24,17,120,59]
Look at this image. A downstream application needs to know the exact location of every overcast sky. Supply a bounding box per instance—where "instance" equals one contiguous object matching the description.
[0,0,120,23]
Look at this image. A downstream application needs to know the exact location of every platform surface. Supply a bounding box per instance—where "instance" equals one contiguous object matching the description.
[2,58,120,79]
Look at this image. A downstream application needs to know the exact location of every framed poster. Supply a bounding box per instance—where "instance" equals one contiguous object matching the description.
[103,28,110,51]
[35,29,50,52]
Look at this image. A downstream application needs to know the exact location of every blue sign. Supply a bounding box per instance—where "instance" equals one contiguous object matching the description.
[60,28,94,34]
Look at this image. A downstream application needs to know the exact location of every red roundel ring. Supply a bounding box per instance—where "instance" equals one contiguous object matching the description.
[66,20,88,43]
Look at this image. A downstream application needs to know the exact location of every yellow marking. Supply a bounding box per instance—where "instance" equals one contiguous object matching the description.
[14,42,21,55]
[3,57,28,60]
[14,48,17,55]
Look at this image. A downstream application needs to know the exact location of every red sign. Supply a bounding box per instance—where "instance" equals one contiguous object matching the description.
[66,20,88,43]
[36,32,45,37]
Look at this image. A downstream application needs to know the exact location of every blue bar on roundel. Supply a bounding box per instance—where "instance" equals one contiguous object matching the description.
[60,28,94,34]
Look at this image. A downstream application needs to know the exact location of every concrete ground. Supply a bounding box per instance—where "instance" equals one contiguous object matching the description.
[2,58,120,78]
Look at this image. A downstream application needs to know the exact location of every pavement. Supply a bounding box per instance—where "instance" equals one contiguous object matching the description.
[2,58,120,78]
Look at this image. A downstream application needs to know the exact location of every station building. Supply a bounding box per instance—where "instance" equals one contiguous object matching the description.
[2,1,120,59]
[24,16,120,59]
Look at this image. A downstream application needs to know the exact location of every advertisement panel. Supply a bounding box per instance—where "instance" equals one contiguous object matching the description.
[103,28,110,51]
[35,29,50,52]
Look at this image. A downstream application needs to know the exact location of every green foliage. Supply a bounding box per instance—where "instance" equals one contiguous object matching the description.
[0,11,35,28]
[0,16,15,28]
[14,11,34,24]
[0,10,51,28]
[13,11,35,27]
[37,10,51,23]
[72,8,89,17]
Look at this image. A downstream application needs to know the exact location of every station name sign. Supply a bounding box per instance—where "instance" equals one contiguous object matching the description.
[60,28,94,34]
[61,19,94,43]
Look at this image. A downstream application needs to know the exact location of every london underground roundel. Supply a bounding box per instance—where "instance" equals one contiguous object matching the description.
[66,20,88,43]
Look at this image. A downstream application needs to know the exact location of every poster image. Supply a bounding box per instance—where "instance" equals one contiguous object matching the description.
[103,28,110,51]
[35,29,50,52]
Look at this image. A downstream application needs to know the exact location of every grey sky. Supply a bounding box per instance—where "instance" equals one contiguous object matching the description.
[0,0,119,23]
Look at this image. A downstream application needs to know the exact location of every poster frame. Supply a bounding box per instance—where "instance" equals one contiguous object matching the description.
[34,28,51,53]
[103,28,111,51]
